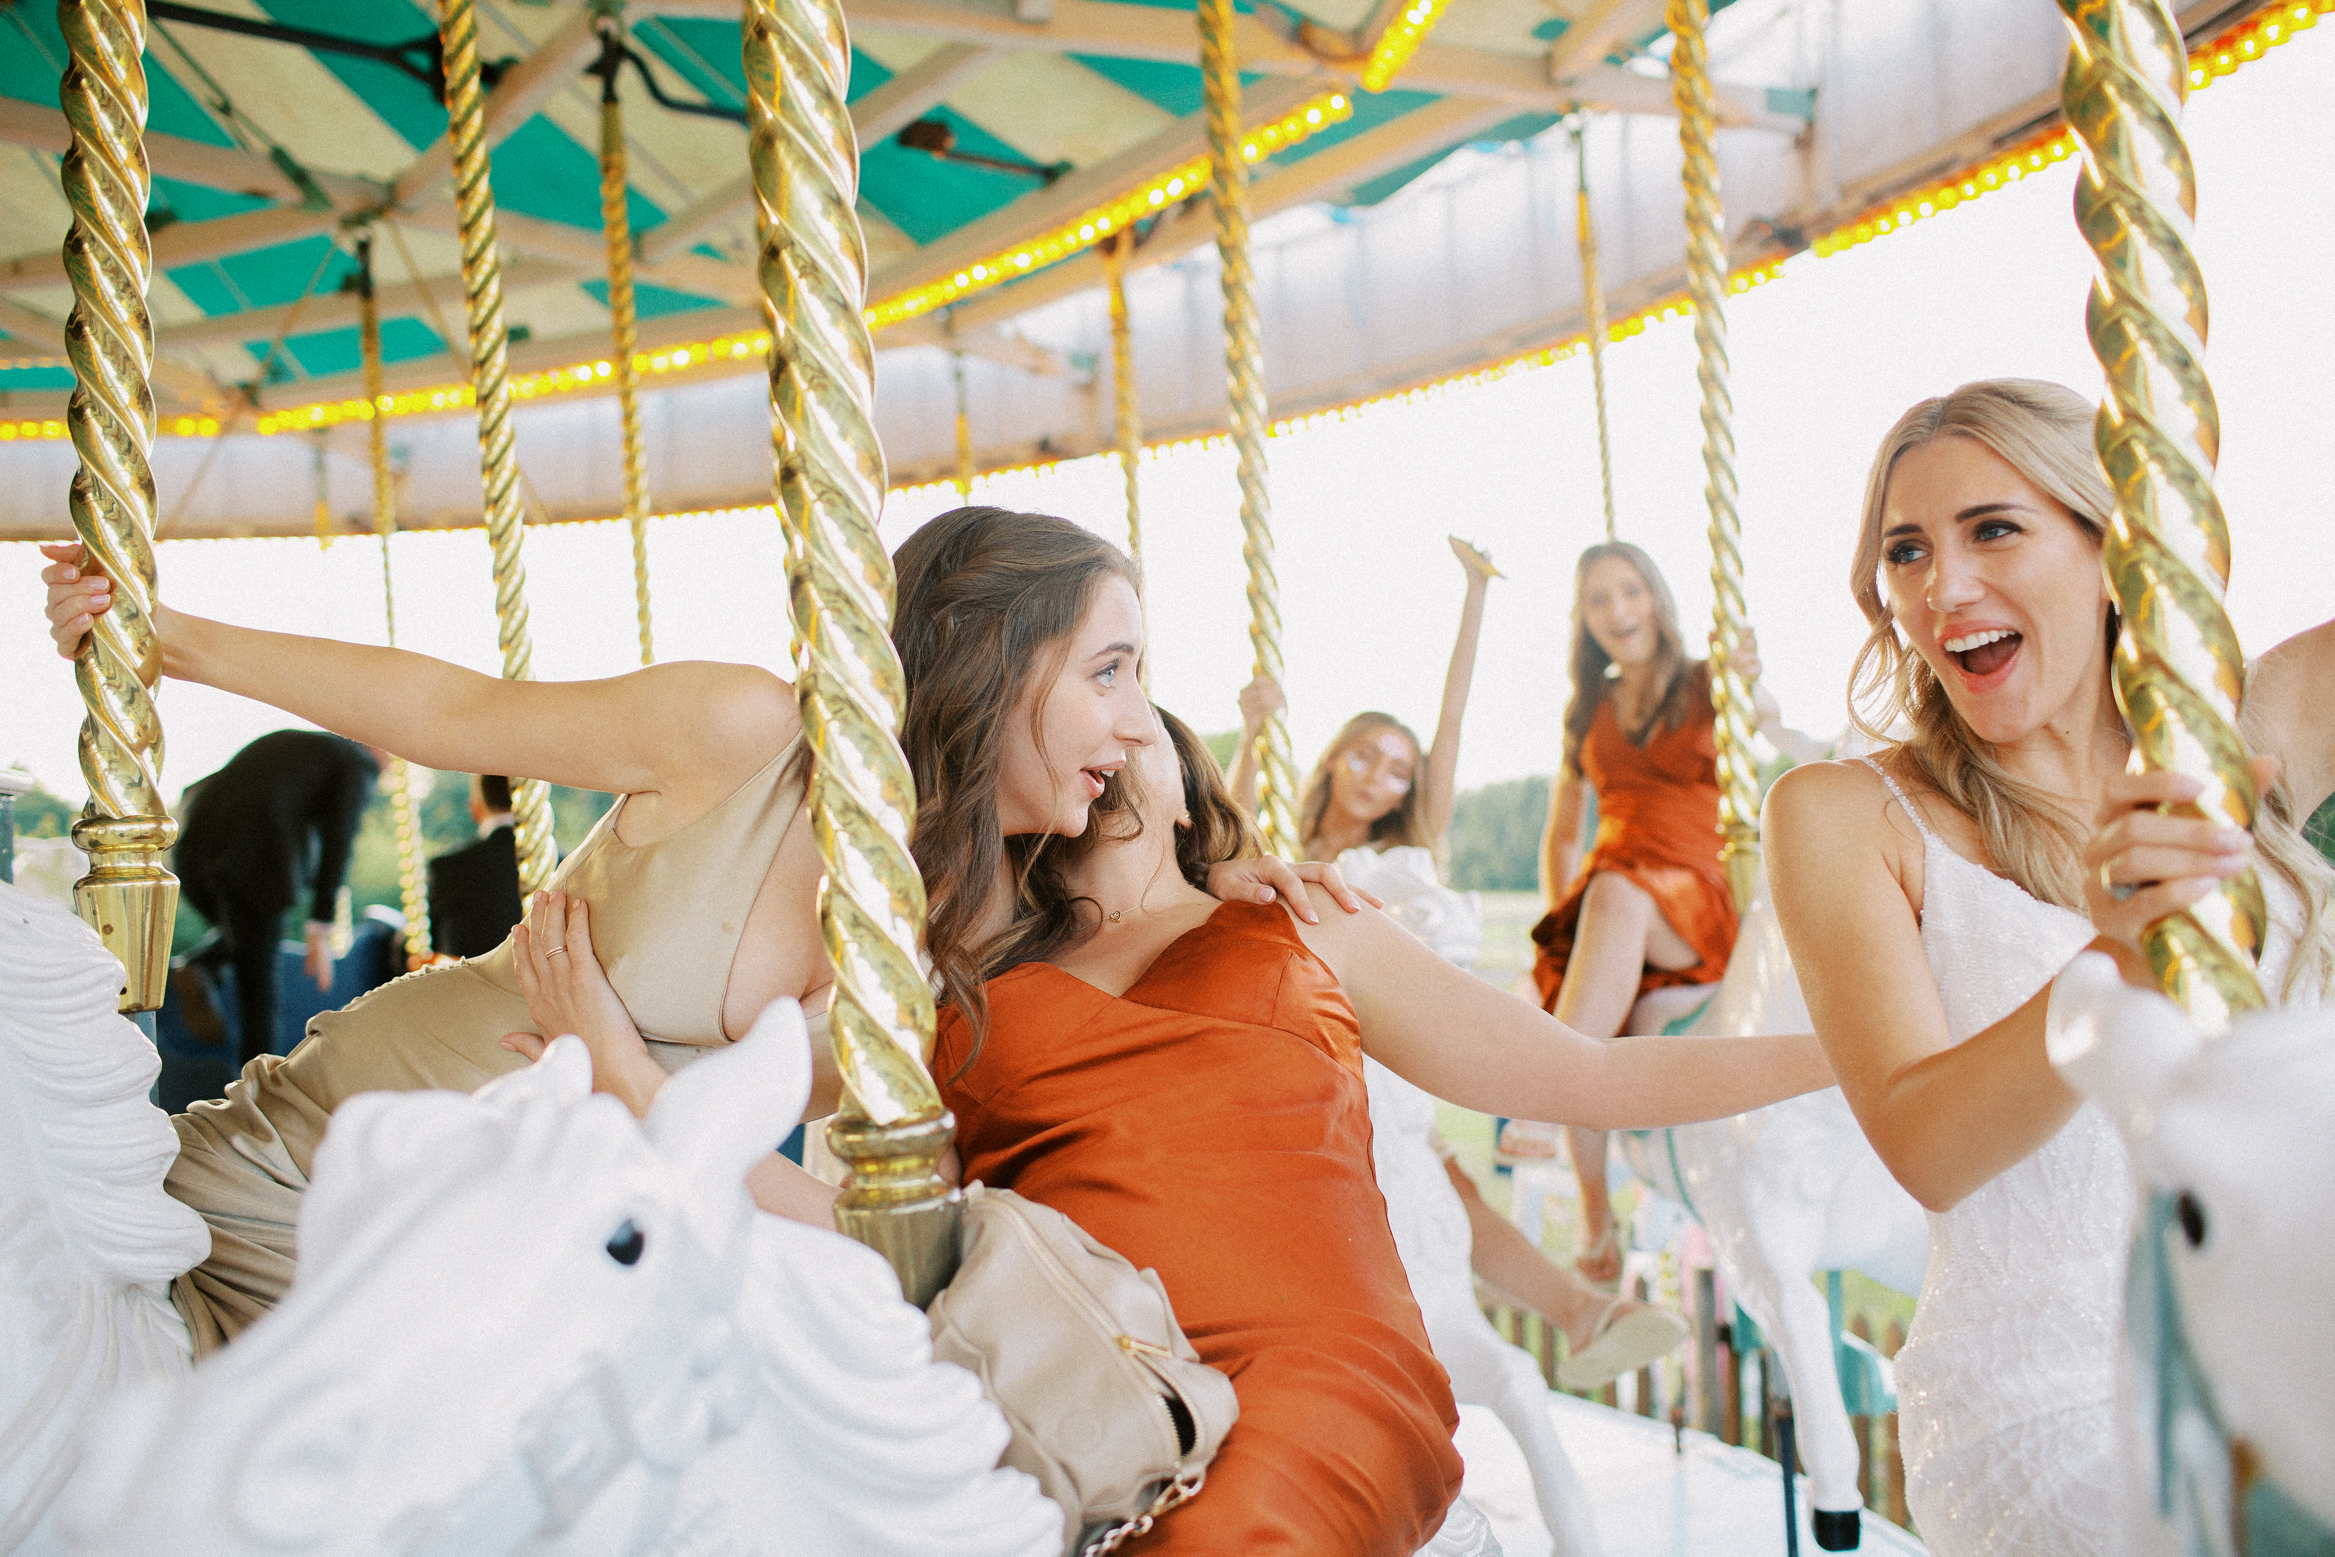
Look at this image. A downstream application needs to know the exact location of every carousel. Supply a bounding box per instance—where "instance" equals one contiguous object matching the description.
[0,0,2329,1551]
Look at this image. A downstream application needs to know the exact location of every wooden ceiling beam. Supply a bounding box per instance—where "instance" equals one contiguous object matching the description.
[0,96,379,208]
[863,72,1327,305]
[637,41,1000,267]
[388,5,606,210]
[885,316,1075,375]
[927,92,1528,340]
[153,258,579,352]
[0,205,342,295]
[1544,0,1666,80]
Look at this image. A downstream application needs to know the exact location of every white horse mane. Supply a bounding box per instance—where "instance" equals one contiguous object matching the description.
[0,883,206,1551]
[36,996,1060,1557]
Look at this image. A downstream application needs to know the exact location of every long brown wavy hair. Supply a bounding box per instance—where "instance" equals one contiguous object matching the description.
[893,505,1142,1041]
[1562,540,1698,775]
[1160,705,1262,887]
[1847,378,2330,996]
[1296,712,1429,857]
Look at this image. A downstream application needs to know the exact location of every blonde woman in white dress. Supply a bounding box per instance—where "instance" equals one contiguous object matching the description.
[1765,379,2333,1557]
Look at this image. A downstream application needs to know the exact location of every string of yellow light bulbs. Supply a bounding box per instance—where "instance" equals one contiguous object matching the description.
[2,0,2317,449]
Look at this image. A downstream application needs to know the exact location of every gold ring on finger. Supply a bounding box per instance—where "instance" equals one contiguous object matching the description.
[2097,861,2136,903]
[546,946,569,957]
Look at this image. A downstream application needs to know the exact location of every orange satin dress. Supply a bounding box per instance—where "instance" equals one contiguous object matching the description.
[1531,668,1739,1014]
[933,901,1463,1557]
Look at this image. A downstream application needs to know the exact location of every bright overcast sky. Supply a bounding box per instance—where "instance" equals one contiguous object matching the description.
[4,25,2330,805]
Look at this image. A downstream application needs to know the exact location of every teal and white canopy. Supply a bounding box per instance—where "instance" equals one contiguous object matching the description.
[0,0,2278,536]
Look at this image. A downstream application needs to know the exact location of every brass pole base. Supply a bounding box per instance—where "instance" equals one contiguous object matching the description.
[827,1111,964,1308]
[1720,837,1760,918]
[70,812,179,1013]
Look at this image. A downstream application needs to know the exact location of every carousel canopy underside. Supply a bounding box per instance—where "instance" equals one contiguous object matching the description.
[0,0,2276,539]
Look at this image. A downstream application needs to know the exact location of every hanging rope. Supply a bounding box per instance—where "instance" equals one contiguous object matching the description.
[1573,122,1617,540]
[744,0,958,1304]
[1198,0,1298,857]
[437,0,556,896]
[1101,231,1150,687]
[1102,232,1145,566]
[950,347,973,498]
[1667,0,1759,913]
[58,0,178,1011]
[2059,0,2264,1031]
[309,433,332,548]
[356,236,435,968]
[591,13,656,667]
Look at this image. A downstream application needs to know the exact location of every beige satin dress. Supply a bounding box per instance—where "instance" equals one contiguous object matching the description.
[167,738,813,1355]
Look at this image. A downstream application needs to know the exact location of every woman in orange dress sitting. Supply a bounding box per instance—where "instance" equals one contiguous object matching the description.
[1523,540,1805,1283]
[936,681,1836,1555]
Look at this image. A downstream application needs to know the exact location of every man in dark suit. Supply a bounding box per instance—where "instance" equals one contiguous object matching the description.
[175,729,381,1066]
[427,774,524,959]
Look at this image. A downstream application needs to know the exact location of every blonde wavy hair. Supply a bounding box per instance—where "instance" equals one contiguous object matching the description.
[1848,378,2331,998]
[1297,712,1431,858]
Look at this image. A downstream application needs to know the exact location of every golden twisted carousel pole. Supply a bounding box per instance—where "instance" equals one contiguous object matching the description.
[437,0,556,896]
[2059,0,2264,1031]
[1101,231,1149,683]
[1198,0,1298,855]
[592,10,656,666]
[1668,0,1760,913]
[356,236,433,968]
[944,308,973,499]
[950,348,974,498]
[1573,121,1617,540]
[744,0,959,1303]
[58,0,175,1011]
[1102,233,1145,563]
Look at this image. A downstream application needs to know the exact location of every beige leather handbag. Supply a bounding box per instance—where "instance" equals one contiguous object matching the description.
[928,1184,1240,1557]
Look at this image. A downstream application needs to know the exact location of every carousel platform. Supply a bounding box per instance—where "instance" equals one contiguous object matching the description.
[1456,1394,1927,1557]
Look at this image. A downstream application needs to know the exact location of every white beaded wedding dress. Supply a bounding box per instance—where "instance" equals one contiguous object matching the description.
[1865,761,2318,1557]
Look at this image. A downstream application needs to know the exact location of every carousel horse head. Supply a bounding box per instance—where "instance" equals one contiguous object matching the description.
[65,1002,1063,1557]
[2048,952,2335,1550]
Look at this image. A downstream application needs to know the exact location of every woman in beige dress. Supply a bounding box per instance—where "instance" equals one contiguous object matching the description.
[36,512,1345,1353]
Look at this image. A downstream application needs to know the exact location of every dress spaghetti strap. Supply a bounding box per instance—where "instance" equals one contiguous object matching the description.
[1859,756,1939,840]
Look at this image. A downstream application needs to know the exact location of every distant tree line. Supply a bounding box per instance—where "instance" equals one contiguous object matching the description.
[1446,776,1551,892]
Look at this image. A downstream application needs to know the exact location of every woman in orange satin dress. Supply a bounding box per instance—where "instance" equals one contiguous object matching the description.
[938,708,1837,1555]
[1525,540,1793,1283]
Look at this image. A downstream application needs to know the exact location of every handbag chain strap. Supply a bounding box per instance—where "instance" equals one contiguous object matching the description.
[1079,1466,1207,1557]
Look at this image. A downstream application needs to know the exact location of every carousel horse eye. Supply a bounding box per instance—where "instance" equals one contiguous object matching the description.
[605,1218,646,1266]
[2174,1191,2207,1250]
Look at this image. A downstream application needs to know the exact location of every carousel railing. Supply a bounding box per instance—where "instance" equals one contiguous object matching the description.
[1478,1265,1912,1526]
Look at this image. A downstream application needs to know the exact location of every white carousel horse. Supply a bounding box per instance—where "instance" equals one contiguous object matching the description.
[0,879,1061,1556]
[3,881,1504,1557]
[0,883,208,1552]
[1610,875,1930,1551]
[1342,846,1603,1556]
[2046,952,2335,1557]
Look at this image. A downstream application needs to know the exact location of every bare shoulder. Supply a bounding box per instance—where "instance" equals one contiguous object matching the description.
[2246,620,2335,808]
[1765,757,1891,837]
[1765,758,1919,872]
[654,660,798,747]
[1279,882,1405,973]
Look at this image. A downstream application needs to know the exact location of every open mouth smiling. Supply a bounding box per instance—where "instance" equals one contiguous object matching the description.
[1942,627,2021,683]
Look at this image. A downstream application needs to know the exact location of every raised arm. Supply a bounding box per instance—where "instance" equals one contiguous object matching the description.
[1224,673,1285,817]
[1418,537,1498,847]
[1289,885,1834,1127]
[2243,616,2335,821]
[1539,765,1586,909]
[41,542,794,816]
[1767,760,2091,1211]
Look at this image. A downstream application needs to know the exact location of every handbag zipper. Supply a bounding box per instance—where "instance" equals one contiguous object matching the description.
[988,1194,1188,1453]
